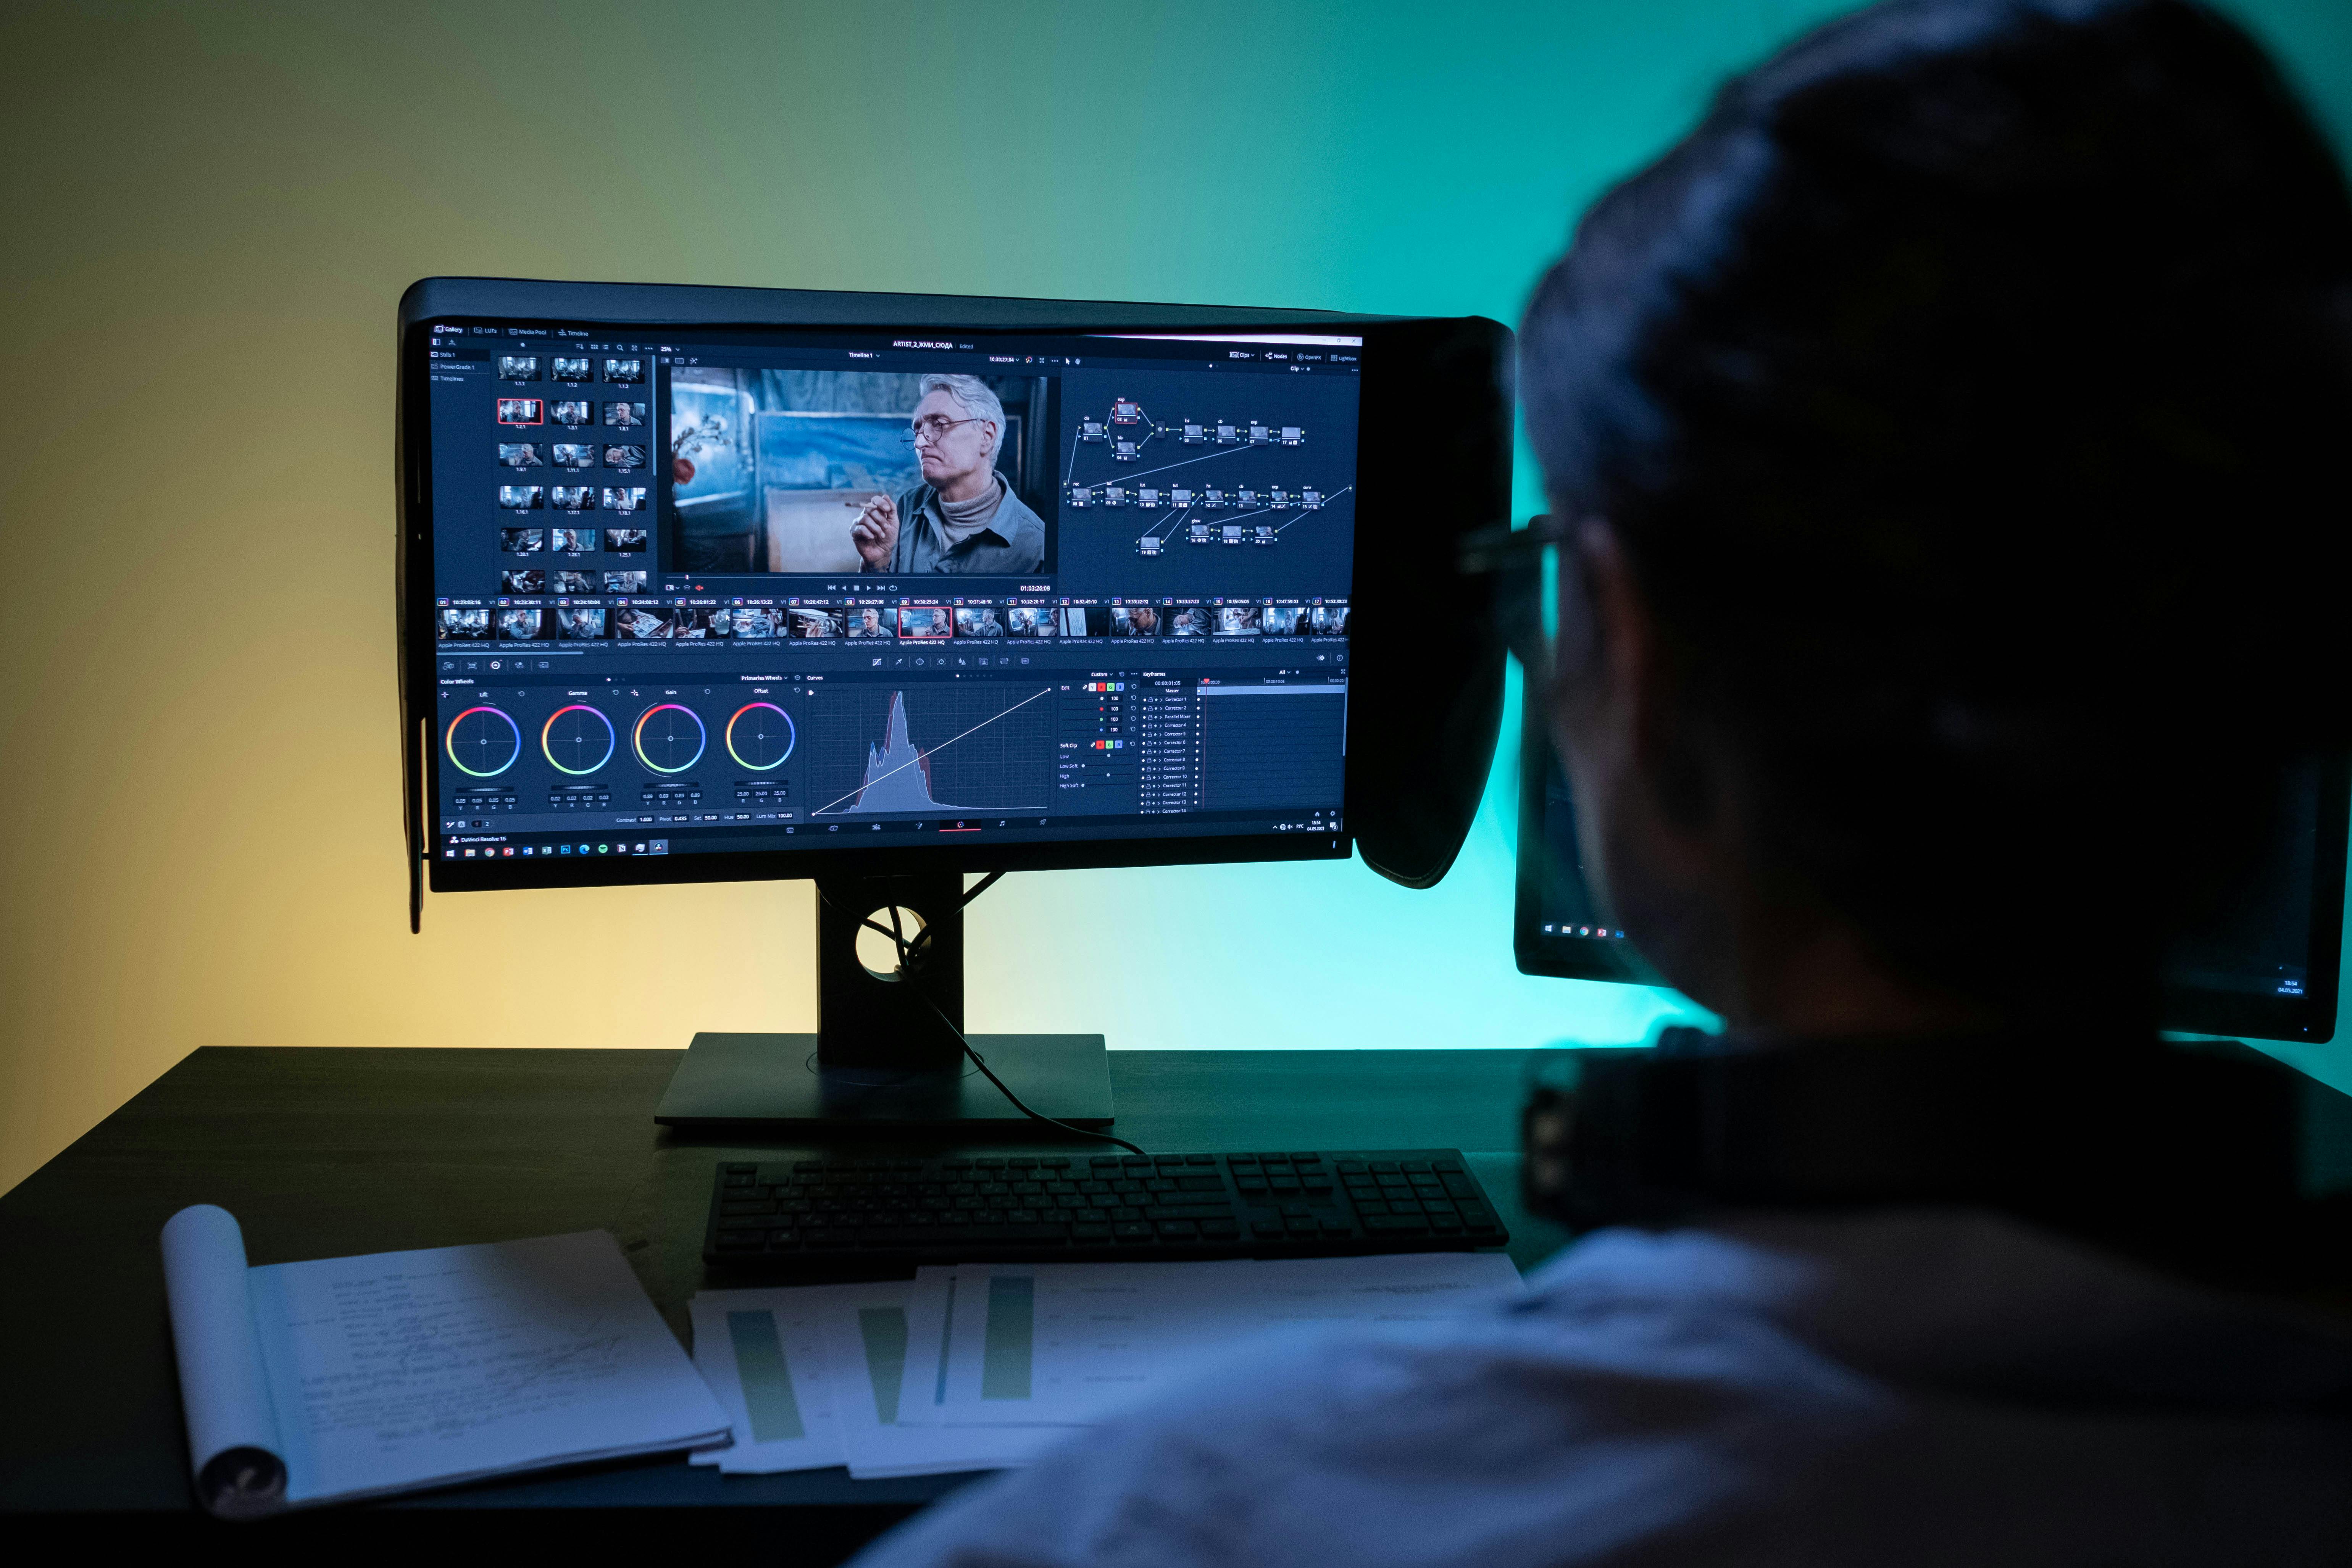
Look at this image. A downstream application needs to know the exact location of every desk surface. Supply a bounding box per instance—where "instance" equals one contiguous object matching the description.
[0,1046,1565,1546]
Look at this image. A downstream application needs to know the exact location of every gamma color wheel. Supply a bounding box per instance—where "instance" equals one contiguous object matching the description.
[541,704,616,774]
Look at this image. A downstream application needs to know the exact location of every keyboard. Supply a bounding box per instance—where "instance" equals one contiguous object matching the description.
[705,1148,1508,1266]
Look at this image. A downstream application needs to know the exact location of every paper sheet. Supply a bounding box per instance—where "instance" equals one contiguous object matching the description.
[684,1254,1521,1481]
[818,1271,1081,1478]
[936,1253,1524,1428]
[242,1229,729,1503]
[161,1205,288,1516]
[686,1286,849,1473]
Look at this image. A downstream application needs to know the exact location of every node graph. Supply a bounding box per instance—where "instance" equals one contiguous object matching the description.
[1062,393,1346,557]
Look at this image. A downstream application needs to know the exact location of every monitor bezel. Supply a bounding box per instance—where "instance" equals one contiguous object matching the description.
[1513,689,2350,1043]
[399,279,1507,898]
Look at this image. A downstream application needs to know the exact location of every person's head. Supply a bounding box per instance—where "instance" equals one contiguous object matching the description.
[914,373,1005,490]
[1523,0,2352,1032]
[861,607,881,630]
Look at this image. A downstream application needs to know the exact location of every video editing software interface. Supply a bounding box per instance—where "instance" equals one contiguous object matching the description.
[423,322,1359,865]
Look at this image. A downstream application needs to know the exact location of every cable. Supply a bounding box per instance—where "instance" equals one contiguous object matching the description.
[915,986,1148,1160]
[822,879,1148,1158]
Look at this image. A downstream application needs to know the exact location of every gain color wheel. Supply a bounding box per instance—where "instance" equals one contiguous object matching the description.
[633,703,707,773]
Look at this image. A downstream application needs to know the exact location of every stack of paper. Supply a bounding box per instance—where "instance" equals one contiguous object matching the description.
[688,1252,1522,1478]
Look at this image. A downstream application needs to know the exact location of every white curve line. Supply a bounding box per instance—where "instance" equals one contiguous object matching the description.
[810,684,1058,817]
[1061,423,1085,486]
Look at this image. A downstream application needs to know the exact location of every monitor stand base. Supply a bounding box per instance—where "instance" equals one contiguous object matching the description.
[653,1031,1113,1134]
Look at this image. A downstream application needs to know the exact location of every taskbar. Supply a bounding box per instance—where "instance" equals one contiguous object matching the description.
[440,807,1343,861]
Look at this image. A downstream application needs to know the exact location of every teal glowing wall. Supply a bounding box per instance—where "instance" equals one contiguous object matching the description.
[2,0,2347,1194]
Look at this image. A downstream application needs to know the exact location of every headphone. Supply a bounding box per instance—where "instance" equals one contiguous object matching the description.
[1517,1026,2349,1290]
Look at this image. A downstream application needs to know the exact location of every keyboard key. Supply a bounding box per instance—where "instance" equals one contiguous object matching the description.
[1363,1215,1427,1234]
[1252,1221,1285,1237]
[966,1224,1070,1243]
[1112,1221,1155,1241]
[1071,1223,1112,1240]
[1157,1220,1199,1238]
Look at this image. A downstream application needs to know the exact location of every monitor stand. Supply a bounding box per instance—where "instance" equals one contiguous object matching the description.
[652,872,1114,1134]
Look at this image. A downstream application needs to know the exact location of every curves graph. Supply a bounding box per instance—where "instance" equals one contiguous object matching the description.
[813,687,1048,816]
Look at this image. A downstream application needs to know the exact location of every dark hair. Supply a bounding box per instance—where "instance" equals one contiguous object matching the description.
[1523,0,2352,1012]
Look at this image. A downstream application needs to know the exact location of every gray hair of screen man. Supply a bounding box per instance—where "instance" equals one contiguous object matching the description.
[920,373,1007,461]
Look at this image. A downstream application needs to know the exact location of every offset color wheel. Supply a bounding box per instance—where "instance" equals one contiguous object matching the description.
[633,703,707,773]
[726,702,795,770]
[445,706,521,777]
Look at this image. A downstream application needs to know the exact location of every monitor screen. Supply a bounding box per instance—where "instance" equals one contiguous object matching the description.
[413,318,1361,878]
[1515,702,2350,1042]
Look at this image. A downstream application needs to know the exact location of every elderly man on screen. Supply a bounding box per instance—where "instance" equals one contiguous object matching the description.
[849,374,1046,576]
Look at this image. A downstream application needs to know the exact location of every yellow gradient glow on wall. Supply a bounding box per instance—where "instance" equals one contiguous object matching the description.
[3,0,2347,1194]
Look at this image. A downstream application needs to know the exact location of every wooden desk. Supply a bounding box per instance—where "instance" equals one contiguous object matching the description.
[0,1047,1566,1555]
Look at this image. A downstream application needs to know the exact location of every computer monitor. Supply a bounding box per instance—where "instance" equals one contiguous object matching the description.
[1514,695,2352,1042]
[397,278,1513,1130]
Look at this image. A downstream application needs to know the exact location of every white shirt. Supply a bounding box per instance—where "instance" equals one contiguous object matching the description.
[852,1212,2352,1566]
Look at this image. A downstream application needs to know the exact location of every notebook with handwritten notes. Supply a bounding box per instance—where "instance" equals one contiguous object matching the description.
[160,1205,729,1517]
